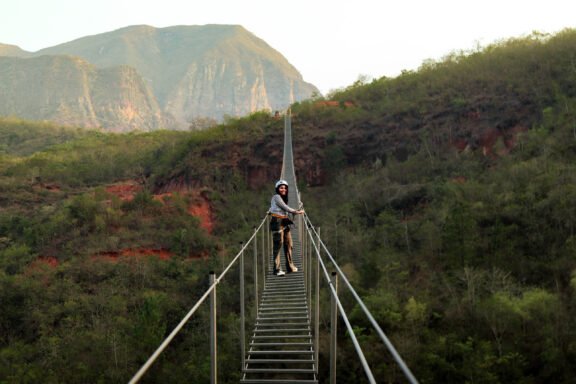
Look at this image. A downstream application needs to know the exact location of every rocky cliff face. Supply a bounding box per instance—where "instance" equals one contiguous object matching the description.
[0,25,318,130]
[164,48,311,127]
[0,55,166,131]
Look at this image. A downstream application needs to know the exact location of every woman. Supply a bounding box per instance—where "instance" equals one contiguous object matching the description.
[269,179,304,276]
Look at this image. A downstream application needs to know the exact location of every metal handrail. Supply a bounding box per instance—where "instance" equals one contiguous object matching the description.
[128,214,268,384]
[303,213,419,384]
[305,219,376,383]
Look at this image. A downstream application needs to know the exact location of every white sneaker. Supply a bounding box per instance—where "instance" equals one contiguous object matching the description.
[276,270,286,276]
[291,266,298,272]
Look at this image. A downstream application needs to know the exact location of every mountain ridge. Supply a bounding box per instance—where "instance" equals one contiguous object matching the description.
[0,24,318,130]
[0,43,31,57]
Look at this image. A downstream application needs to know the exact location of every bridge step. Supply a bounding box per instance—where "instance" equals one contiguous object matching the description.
[259,303,308,313]
[240,380,318,384]
[258,309,308,314]
[256,316,308,321]
[254,323,309,327]
[262,292,306,297]
[254,327,310,333]
[245,359,314,364]
[244,368,316,374]
[261,296,305,300]
[250,342,312,347]
[247,350,314,355]
[251,336,311,340]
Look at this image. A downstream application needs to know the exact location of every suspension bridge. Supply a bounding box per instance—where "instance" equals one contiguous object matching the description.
[128,112,419,384]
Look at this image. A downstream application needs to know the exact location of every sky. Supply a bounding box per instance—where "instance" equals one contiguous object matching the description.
[1,0,574,95]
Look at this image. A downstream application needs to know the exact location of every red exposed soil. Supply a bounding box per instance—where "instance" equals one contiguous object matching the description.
[104,181,214,234]
[451,125,528,157]
[93,248,172,262]
[478,125,528,157]
[187,197,214,234]
[43,183,61,191]
[450,176,467,184]
[32,182,62,192]
[29,256,59,268]
[105,181,142,201]
[451,138,470,152]
[23,257,59,286]
[93,182,215,262]
[314,100,355,108]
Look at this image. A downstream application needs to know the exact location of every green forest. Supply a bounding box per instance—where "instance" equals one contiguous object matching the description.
[1,29,576,383]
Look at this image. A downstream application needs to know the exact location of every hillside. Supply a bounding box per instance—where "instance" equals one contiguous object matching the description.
[288,29,576,173]
[0,117,91,156]
[1,29,575,383]
[0,25,319,130]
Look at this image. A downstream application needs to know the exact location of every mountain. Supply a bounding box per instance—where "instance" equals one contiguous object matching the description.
[0,43,30,57]
[0,55,167,131]
[0,25,319,130]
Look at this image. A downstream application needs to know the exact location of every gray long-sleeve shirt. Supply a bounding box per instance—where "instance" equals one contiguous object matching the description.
[269,194,298,217]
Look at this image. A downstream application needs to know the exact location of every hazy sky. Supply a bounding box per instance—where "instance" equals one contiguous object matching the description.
[1,0,574,94]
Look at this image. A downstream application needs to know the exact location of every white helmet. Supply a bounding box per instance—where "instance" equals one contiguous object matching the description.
[275,179,289,189]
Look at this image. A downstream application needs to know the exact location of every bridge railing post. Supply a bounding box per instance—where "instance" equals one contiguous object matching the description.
[240,242,246,371]
[209,271,217,384]
[301,213,307,293]
[253,228,258,314]
[315,227,320,373]
[307,221,312,313]
[330,271,339,384]
[262,217,266,286]
[267,216,272,279]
